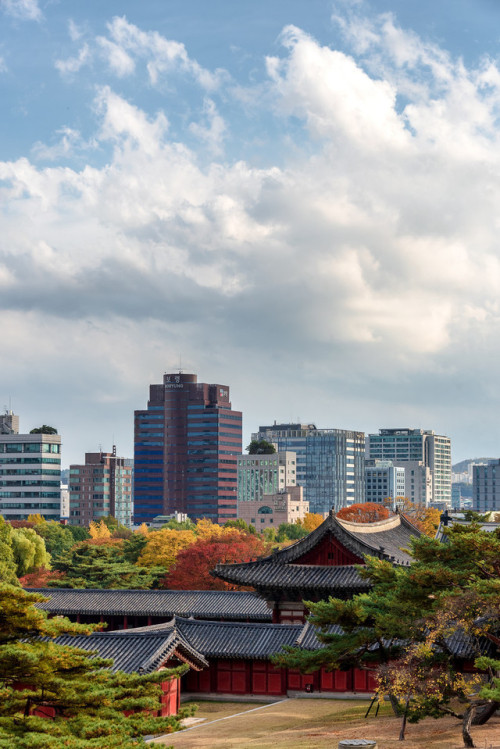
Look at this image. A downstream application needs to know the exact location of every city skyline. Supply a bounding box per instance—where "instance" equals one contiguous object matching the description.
[2,0,500,466]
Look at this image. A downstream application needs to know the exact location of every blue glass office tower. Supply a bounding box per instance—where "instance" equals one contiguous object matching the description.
[252,423,365,514]
[134,372,242,524]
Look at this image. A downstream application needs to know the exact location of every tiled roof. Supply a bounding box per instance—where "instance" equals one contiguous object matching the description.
[119,617,303,660]
[214,513,420,590]
[262,513,419,566]
[27,588,271,621]
[294,620,344,650]
[53,629,208,673]
[211,563,370,593]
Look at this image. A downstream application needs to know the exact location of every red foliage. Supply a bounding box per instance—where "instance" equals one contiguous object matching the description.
[8,520,35,529]
[336,502,390,523]
[163,531,268,591]
[19,567,66,587]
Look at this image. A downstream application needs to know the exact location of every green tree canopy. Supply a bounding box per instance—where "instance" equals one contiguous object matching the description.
[31,520,74,563]
[0,584,189,747]
[66,524,90,543]
[276,522,308,542]
[51,542,158,589]
[10,527,51,578]
[0,517,18,585]
[246,440,276,454]
[29,425,58,434]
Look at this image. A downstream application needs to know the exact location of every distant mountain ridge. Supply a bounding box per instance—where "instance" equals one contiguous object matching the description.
[452,458,496,473]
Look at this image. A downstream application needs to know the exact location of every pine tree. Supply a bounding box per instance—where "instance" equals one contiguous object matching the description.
[274,523,500,747]
[0,585,189,747]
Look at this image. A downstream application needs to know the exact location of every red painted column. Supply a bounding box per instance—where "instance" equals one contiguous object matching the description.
[123,615,128,630]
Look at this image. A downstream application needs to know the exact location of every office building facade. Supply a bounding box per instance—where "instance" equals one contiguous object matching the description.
[0,419,61,521]
[69,447,133,527]
[472,460,500,513]
[252,423,365,514]
[365,460,405,505]
[367,428,451,507]
[237,451,297,505]
[134,372,242,524]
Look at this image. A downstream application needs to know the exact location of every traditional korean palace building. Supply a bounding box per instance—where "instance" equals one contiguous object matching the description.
[29,513,437,711]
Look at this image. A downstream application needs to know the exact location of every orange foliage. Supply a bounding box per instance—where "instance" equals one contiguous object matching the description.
[164,531,269,590]
[19,567,66,587]
[336,502,390,523]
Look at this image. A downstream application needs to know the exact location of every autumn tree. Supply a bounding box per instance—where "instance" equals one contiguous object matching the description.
[393,498,441,537]
[89,519,112,540]
[0,584,189,747]
[336,502,390,523]
[301,513,324,532]
[137,528,196,572]
[165,531,268,590]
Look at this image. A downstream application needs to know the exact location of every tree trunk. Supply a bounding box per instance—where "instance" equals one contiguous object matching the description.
[399,698,409,741]
[388,692,402,717]
[472,700,499,725]
[462,705,476,748]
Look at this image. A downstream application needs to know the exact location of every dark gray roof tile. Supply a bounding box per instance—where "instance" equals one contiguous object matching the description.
[27,588,271,620]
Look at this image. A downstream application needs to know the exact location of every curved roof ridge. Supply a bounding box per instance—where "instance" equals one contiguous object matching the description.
[336,514,402,533]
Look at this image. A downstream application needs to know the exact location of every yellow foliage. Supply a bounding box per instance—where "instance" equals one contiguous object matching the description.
[301,513,324,532]
[194,518,247,541]
[136,523,149,536]
[89,520,112,539]
[28,514,46,525]
[137,529,196,570]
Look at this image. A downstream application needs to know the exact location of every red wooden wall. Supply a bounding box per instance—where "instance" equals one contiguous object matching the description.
[183,659,377,696]
[295,534,364,566]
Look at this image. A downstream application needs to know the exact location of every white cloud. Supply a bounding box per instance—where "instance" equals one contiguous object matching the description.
[1,0,41,21]
[188,98,227,154]
[97,16,226,89]
[5,11,500,461]
[55,44,91,76]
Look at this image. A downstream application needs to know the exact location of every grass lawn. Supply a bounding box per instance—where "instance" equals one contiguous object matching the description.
[149,698,500,749]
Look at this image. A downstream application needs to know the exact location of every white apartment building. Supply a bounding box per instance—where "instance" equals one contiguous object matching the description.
[0,424,61,521]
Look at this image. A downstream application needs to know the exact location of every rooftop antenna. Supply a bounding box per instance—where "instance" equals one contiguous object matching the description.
[179,353,183,374]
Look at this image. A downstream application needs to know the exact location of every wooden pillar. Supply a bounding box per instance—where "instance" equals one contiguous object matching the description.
[123,615,128,630]
[147,616,152,626]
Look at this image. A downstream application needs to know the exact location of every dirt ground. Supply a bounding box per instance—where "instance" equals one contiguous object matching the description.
[149,698,500,749]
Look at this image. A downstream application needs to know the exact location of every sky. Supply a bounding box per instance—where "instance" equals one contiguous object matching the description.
[1,0,500,466]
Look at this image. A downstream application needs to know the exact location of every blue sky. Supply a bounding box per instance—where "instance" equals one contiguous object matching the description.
[1,0,500,466]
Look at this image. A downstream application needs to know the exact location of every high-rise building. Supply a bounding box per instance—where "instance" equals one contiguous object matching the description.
[472,460,500,513]
[237,451,297,504]
[365,459,406,506]
[252,423,365,514]
[366,428,451,507]
[134,372,242,524]
[0,417,61,521]
[69,447,133,527]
